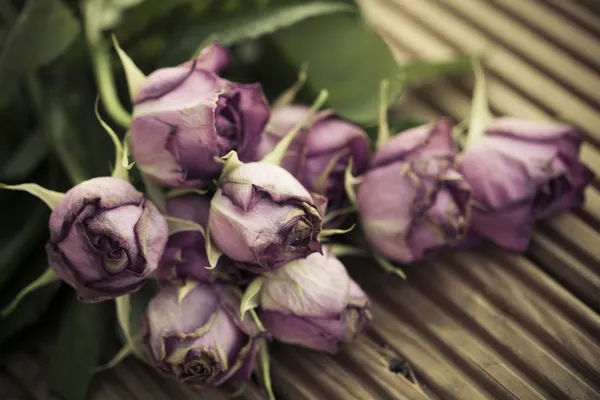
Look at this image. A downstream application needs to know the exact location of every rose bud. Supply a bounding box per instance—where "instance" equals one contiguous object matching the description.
[255,106,370,215]
[191,43,230,74]
[357,120,471,263]
[46,177,168,302]
[130,47,270,188]
[259,247,371,353]
[208,161,323,272]
[142,283,264,387]
[158,194,249,284]
[459,118,595,251]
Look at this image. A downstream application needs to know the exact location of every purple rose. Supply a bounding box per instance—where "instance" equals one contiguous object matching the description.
[459,118,595,250]
[46,177,168,302]
[190,43,230,74]
[141,283,265,387]
[260,247,371,353]
[255,106,370,214]
[157,194,250,284]
[357,120,471,263]
[130,45,270,188]
[208,162,323,272]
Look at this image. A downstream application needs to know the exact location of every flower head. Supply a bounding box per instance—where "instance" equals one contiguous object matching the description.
[459,118,594,250]
[46,177,168,301]
[142,283,264,387]
[208,161,323,272]
[256,106,370,216]
[260,247,371,353]
[357,120,471,263]
[130,45,269,188]
[157,194,248,284]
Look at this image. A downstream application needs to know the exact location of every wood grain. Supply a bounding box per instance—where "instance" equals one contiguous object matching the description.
[4,1,600,399]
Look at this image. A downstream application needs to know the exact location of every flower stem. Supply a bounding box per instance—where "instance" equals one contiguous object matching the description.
[376,79,390,150]
[465,57,492,148]
[91,43,132,128]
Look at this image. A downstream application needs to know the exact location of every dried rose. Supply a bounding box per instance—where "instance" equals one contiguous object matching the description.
[357,120,471,263]
[255,106,370,215]
[259,247,371,353]
[46,177,168,302]
[130,46,269,188]
[142,283,264,387]
[157,194,249,284]
[208,161,323,272]
[459,118,595,250]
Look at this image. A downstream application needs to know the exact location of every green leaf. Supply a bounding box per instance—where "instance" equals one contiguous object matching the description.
[115,0,214,43]
[49,299,114,400]
[0,183,64,210]
[400,54,475,82]
[271,12,402,126]
[0,0,80,82]
[0,130,48,181]
[0,203,48,289]
[240,277,265,320]
[0,259,60,345]
[163,1,354,65]
[1,268,59,318]
[112,35,147,101]
[44,80,115,183]
[165,216,206,237]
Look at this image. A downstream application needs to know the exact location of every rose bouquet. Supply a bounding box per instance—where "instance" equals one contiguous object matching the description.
[0,2,594,400]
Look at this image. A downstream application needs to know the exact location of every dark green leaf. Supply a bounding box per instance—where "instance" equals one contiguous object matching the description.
[0,0,80,82]
[116,0,214,43]
[43,82,116,184]
[162,1,354,66]
[49,299,114,400]
[271,12,401,126]
[0,202,48,289]
[0,130,48,181]
[0,279,60,343]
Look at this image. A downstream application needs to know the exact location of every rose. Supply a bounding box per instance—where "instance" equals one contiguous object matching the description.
[130,45,269,188]
[357,120,471,263]
[208,162,323,272]
[255,106,370,216]
[157,194,249,284]
[259,247,371,353]
[459,118,595,250]
[46,177,168,302]
[142,283,264,387]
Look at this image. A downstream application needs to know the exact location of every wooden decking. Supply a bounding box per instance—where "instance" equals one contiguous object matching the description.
[4,1,600,399]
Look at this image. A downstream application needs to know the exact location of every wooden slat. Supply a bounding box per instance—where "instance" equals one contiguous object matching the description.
[6,1,600,399]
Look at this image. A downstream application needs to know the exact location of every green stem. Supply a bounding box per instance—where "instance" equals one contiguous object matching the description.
[91,44,132,128]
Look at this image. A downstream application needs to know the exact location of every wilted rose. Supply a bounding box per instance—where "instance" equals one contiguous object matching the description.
[208,162,323,272]
[260,247,371,353]
[142,283,265,387]
[130,44,270,188]
[46,177,168,302]
[255,106,370,216]
[157,194,249,284]
[459,118,595,250]
[357,120,471,263]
